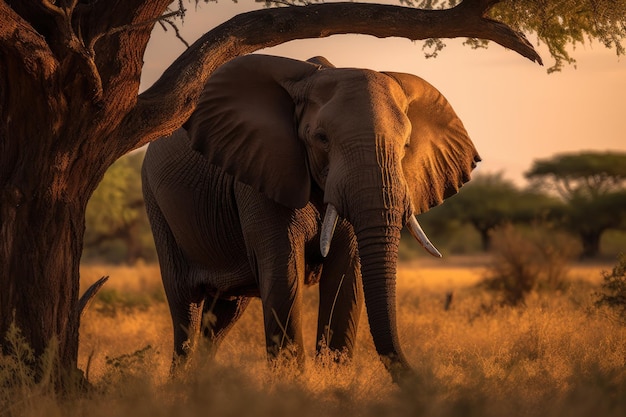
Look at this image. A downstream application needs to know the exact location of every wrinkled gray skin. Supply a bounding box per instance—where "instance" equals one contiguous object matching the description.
[142,55,480,382]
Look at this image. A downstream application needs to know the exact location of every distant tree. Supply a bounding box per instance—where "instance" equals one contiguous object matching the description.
[84,152,154,264]
[526,152,626,257]
[426,172,558,250]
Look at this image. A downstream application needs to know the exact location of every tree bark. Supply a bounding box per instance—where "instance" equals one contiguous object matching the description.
[0,0,541,385]
[0,0,170,384]
[0,195,86,380]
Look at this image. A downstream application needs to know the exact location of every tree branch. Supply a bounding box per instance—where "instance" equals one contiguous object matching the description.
[0,2,59,79]
[87,9,186,53]
[72,0,173,125]
[78,276,109,317]
[120,1,542,150]
[3,0,104,103]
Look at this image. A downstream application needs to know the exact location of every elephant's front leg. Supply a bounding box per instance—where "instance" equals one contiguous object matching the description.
[236,186,309,366]
[260,273,305,365]
[316,218,363,358]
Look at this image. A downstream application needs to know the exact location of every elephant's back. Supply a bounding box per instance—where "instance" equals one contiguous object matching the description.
[143,129,235,205]
[143,129,206,191]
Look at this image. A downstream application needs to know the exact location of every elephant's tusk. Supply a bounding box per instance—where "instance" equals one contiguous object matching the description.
[407,215,442,258]
[320,204,339,257]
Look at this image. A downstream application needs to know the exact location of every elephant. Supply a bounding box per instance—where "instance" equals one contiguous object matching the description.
[141,54,480,382]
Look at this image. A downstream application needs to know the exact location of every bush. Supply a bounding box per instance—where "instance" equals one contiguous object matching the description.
[0,321,62,416]
[594,254,626,323]
[481,224,581,306]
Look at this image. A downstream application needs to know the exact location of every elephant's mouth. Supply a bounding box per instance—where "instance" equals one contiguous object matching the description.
[319,203,441,258]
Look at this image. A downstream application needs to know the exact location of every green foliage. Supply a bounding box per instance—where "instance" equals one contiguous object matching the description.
[526,151,626,199]
[481,224,581,306]
[493,0,626,72]
[595,254,626,322]
[84,151,156,264]
[526,151,626,257]
[88,152,144,229]
[406,156,625,259]
[264,0,626,71]
[401,221,483,258]
[400,0,626,72]
[425,172,560,251]
[457,173,557,222]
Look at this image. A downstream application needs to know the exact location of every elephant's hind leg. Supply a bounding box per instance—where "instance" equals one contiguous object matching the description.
[201,295,251,353]
[143,176,202,367]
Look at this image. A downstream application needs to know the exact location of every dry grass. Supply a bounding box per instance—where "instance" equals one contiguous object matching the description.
[3,259,625,417]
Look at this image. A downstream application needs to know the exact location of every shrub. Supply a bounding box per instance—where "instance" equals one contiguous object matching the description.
[481,224,581,306]
[0,321,62,416]
[594,254,626,323]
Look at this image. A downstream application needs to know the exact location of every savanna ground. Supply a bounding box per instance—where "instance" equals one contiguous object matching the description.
[4,252,626,417]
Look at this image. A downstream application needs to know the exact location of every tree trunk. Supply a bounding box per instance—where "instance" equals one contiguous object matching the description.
[0,85,126,384]
[476,226,493,251]
[478,229,492,252]
[580,230,602,258]
[0,126,124,384]
[0,183,88,382]
[1,0,163,385]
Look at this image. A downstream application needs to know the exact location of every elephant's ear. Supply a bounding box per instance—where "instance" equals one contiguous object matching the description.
[384,72,481,214]
[186,55,320,209]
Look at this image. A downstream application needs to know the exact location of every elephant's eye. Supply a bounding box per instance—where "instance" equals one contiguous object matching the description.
[314,132,329,148]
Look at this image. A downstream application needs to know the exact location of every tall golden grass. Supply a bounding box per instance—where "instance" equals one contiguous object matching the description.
[2,259,625,417]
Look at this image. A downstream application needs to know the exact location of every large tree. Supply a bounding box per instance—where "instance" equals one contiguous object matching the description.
[526,151,626,257]
[0,0,623,385]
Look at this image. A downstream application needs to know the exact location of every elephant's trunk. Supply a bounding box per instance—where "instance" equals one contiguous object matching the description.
[353,212,411,378]
[357,223,407,355]
[324,137,415,379]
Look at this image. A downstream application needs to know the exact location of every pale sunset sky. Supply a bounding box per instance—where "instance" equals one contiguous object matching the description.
[140,1,626,186]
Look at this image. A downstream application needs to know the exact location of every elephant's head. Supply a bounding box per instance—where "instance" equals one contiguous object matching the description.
[186,54,480,378]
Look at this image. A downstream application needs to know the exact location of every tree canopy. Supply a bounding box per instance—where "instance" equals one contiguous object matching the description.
[526,151,626,257]
[488,0,626,72]
[394,0,626,72]
[526,151,626,199]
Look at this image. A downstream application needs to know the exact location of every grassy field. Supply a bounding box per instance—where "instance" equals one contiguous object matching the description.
[3,258,625,417]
